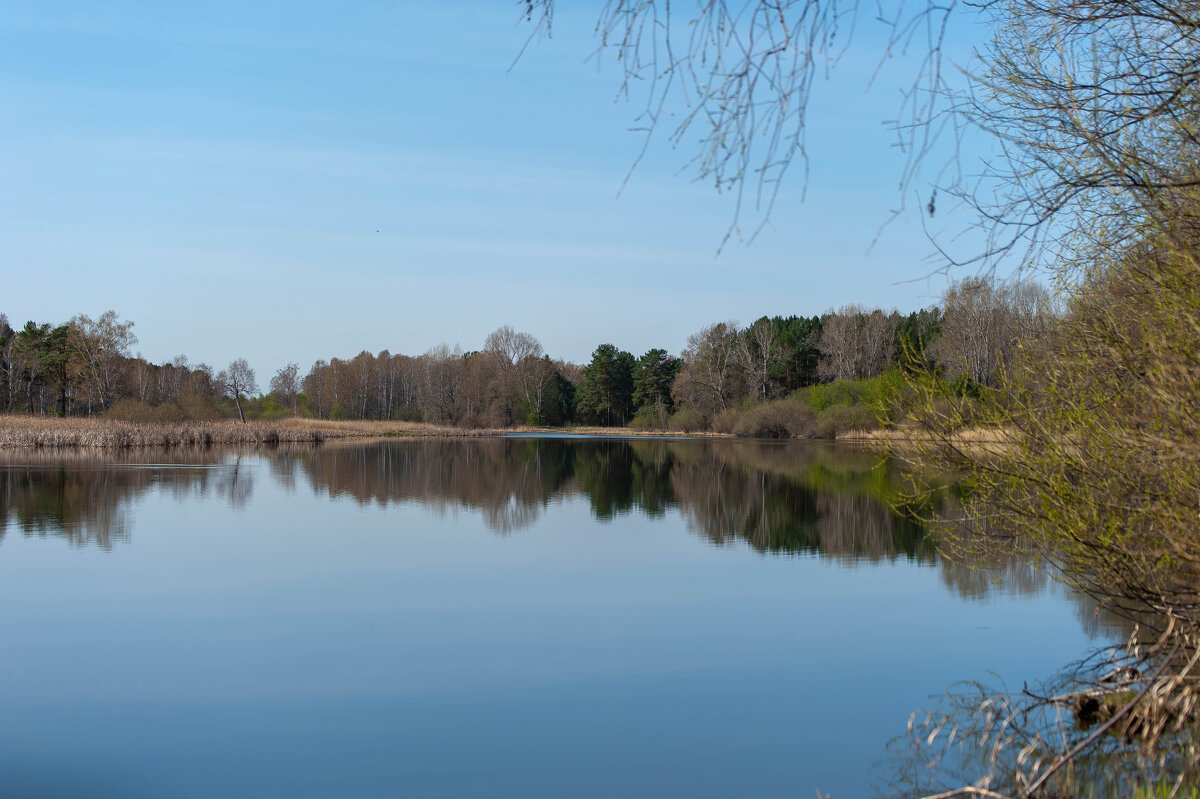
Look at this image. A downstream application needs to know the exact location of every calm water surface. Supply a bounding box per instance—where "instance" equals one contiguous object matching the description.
[0,438,1120,797]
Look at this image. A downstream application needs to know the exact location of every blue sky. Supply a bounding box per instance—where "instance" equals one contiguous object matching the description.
[1,1,982,378]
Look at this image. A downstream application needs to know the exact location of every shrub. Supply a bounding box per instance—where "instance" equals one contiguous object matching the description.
[104,399,161,423]
[630,403,670,430]
[733,400,815,438]
[950,373,984,400]
[813,404,881,439]
[710,407,742,434]
[250,395,292,421]
[393,403,423,422]
[667,407,705,433]
[175,393,221,421]
[797,380,869,413]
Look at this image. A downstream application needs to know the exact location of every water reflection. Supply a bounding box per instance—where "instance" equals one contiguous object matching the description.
[0,449,252,548]
[290,439,936,563]
[0,437,1141,799]
[0,438,1119,625]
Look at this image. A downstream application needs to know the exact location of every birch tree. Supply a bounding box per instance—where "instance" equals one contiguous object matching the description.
[67,310,136,412]
[217,359,257,423]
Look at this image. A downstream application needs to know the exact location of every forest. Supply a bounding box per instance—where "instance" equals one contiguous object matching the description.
[0,276,1052,437]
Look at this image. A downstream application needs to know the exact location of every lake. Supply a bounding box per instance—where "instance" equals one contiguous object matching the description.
[0,437,1122,797]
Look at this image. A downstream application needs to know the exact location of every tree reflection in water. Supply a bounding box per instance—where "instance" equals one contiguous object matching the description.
[0,438,1125,622]
[292,438,932,560]
[0,449,253,549]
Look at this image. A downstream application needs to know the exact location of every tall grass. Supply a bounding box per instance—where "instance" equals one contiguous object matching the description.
[0,416,533,449]
[0,415,724,449]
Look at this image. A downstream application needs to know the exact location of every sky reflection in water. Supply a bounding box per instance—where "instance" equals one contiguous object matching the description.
[0,439,1120,798]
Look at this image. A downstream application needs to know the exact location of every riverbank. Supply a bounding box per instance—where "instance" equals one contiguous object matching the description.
[0,416,735,448]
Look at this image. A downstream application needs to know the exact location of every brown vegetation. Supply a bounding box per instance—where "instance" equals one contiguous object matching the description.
[843,424,1012,456]
[0,415,731,449]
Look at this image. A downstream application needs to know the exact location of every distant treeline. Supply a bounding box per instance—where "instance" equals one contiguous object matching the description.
[0,277,1054,434]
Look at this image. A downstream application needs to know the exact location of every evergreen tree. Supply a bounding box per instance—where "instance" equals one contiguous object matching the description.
[576,344,634,426]
[767,315,823,392]
[632,348,681,413]
[894,308,942,375]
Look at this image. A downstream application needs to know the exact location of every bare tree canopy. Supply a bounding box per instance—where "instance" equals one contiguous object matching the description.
[67,310,137,411]
[269,362,301,413]
[674,321,745,416]
[217,359,257,423]
[483,325,543,366]
[523,1,1200,277]
[816,305,897,381]
[522,0,958,247]
[931,277,1055,387]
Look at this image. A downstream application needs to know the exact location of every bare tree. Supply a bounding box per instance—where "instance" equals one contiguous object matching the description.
[185,362,217,401]
[932,277,1054,387]
[484,325,542,367]
[674,321,746,417]
[738,317,782,400]
[483,325,546,425]
[817,306,897,381]
[303,360,328,418]
[270,362,300,413]
[523,356,555,424]
[345,351,377,419]
[217,359,257,423]
[521,1,956,248]
[417,345,464,425]
[129,356,155,403]
[158,354,188,402]
[0,324,14,413]
[67,310,137,412]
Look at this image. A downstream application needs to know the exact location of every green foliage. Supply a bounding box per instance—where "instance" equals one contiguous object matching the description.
[793,370,906,415]
[576,344,634,426]
[393,402,423,422]
[894,308,942,375]
[1133,784,1200,799]
[765,314,823,391]
[795,379,869,413]
[245,395,291,421]
[630,401,670,430]
[632,348,681,413]
[553,371,577,424]
[5,321,74,415]
[949,373,983,400]
[528,370,576,426]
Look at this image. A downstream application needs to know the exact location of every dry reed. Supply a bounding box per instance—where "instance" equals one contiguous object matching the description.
[0,416,729,449]
[0,416,491,449]
[840,424,1013,456]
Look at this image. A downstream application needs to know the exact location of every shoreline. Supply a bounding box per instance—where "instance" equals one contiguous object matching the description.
[0,416,736,449]
[0,415,929,449]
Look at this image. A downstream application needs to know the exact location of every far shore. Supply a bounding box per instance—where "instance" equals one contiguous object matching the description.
[0,414,944,449]
[0,415,736,449]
